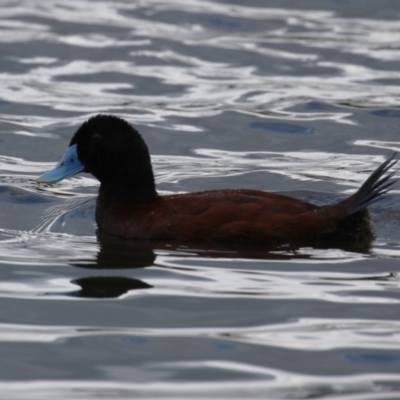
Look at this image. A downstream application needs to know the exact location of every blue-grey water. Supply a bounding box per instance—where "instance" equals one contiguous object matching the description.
[1,1,400,399]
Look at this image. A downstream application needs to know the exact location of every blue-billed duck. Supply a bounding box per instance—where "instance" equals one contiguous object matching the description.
[37,115,397,248]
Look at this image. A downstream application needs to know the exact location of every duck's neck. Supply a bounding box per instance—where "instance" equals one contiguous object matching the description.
[99,179,158,203]
[93,150,158,202]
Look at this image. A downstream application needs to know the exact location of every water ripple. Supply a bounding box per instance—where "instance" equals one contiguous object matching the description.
[0,370,398,400]
[0,318,400,351]
[1,1,400,397]
[1,0,400,119]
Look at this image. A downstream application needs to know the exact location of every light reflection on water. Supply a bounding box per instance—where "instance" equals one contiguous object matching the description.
[1,0,400,399]
[0,1,400,119]
[1,317,400,351]
[0,373,399,400]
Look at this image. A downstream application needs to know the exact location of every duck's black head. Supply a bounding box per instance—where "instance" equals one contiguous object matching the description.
[37,114,157,202]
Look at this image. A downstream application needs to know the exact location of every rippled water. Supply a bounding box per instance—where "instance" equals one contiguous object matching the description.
[1,1,400,399]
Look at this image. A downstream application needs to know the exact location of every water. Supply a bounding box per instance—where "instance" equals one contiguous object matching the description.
[1,0,400,398]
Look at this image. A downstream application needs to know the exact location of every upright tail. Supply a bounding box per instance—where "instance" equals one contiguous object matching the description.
[346,152,397,216]
[307,152,398,248]
[269,153,397,249]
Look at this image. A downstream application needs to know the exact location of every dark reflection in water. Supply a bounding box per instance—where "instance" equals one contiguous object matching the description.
[69,232,157,297]
[65,215,380,299]
[67,276,152,298]
[73,230,157,269]
[71,226,373,271]
[323,272,397,281]
[64,230,391,299]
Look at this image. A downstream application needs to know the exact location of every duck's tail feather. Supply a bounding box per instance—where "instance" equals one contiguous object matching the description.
[346,152,398,216]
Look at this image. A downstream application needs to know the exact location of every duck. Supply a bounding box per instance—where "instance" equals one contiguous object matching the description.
[37,114,397,249]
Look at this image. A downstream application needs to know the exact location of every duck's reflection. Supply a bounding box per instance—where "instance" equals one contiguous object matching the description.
[69,232,157,298]
[70,229,372,299]
[66,276,152,298]
[92,230,157,269]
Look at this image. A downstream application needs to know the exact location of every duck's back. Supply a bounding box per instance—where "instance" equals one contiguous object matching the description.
[95,188,342,245]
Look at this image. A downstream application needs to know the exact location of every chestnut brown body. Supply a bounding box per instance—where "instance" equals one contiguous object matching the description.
[96,187,372,247]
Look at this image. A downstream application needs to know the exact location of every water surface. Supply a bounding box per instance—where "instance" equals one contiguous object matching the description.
[1,1,400,399]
